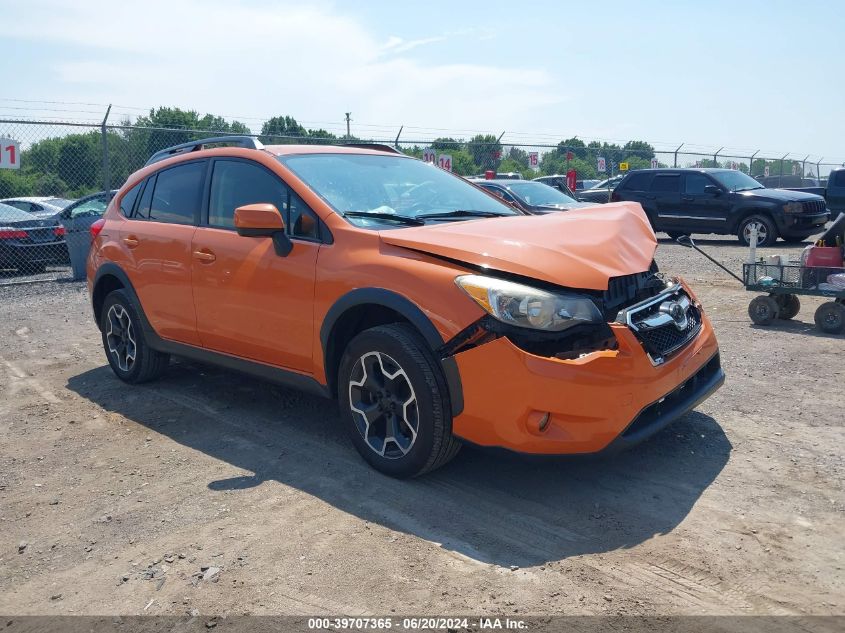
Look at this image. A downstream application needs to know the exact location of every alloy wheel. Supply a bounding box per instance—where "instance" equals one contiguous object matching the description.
[744,221,768,244]
[106,304,136,372]
[348,351,419,459]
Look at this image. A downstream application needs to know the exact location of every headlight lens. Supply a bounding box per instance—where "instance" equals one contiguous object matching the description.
[455,274,603,331]
[783,201,803,214]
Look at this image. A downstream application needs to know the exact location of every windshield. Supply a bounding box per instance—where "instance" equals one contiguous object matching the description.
[279,153,518,226]
[45,198,73,208]
[710,171,764,192]
[507,182,578,206]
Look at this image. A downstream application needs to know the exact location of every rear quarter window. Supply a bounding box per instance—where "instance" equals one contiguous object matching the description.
[620,173,654,191]
[118,183,142,217]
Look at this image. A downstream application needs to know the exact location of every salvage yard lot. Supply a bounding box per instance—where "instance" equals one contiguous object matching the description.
[0,238,842,616]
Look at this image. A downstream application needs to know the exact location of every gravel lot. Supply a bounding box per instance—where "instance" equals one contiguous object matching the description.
[0,237,842,617]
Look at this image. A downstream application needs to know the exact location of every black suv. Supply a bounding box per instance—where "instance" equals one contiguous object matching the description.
[612,168,829,246]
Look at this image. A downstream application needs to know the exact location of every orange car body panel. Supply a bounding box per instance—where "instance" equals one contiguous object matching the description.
[88,144,722,455]
[451,310,719,454]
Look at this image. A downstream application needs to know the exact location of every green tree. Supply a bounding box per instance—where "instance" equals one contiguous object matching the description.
[467,134,501,171]
[259,115,307,142]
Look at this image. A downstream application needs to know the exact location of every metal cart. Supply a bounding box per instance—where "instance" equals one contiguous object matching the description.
[677,236,845,335]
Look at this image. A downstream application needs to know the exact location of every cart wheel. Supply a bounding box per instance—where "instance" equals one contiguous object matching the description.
[775,294,800,320]
[748,296,779,325]
[814,302,845,335]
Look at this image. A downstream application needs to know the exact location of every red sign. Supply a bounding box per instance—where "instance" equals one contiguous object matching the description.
[566,169,577,191]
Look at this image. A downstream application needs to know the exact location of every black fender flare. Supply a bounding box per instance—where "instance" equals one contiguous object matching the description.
[91,263,145,327]
[320,288,464,416]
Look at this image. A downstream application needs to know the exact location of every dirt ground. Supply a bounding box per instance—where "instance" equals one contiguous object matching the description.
[0,237,842,617]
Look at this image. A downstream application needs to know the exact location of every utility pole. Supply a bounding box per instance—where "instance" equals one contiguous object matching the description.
[344,112,352,138]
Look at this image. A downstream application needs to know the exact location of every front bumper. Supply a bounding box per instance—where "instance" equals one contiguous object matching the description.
[779,212,829,237]
[449,309,722,455]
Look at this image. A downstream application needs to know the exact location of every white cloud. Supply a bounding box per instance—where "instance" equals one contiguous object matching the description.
[5,0,565,136]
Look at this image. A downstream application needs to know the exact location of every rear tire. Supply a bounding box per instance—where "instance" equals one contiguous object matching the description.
[748,295,779,325]
[337,323,460,478]
[100,290,170,383]
[814,302,845,334]
[738,214,778,247]
[775,294,800,320]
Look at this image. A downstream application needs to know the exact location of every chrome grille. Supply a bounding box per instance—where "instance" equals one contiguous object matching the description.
[617,286,702,365]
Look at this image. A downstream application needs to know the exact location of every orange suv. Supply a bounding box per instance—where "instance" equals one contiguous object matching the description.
[87,137,724,477]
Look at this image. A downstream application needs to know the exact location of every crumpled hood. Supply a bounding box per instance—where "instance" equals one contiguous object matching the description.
[380,202,657,290]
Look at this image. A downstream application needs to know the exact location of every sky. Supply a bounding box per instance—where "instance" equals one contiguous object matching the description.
[2,0,844,161]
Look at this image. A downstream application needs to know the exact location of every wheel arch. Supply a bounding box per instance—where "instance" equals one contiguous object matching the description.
[92,263,137,329]
[729,206,777,233]
[320,288,464,416]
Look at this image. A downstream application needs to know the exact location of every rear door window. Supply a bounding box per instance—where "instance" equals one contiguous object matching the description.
[650,174,681,193]
[149,161,205,225]
[834,171,845,187]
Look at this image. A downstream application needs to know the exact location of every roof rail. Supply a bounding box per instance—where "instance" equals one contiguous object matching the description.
[145,136,265,166]
[341,143,404,155]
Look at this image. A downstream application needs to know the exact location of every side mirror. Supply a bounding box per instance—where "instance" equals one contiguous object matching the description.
[233,203,292,256]
[703,185,721,196]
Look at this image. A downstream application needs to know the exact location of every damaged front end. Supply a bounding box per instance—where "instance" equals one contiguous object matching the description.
[438,262,673,361]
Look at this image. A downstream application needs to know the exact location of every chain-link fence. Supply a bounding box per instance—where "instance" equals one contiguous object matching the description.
[1,118,842,284]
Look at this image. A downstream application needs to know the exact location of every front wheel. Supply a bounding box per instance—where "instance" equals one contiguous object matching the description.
[100,290,170,383]
[738,215,778,247]
[337,323,461,478]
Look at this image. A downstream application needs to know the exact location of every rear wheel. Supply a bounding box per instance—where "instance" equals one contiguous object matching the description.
[100,290,170,383]
[738,214,778,247]
[748,295,779,325]
[775,294,800,320]
[814,301,845,334]
[337,323,460,478]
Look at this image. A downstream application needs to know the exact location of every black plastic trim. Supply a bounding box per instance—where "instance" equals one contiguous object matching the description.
[320,288,464,416]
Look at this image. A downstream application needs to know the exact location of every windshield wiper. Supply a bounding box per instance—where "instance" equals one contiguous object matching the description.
[343,211,425,226]
[734,186,764,192]
[417,209,511,219]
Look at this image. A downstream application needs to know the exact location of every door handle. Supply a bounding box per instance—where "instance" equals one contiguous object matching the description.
[123,235,139,248]
[192,249,216,263]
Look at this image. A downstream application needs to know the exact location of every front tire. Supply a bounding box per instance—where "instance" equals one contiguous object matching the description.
[738,214,778,247]
[100,290,170,383]
[337,323,460,478]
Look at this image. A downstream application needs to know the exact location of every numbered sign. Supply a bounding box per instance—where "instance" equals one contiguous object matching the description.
[422,148,436,164]
[438,154,452,172]
[0,138,20,170]
[650,158,659,169]
[528,152,539,168]
[597,156,606,173]
[764,165,770,177]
